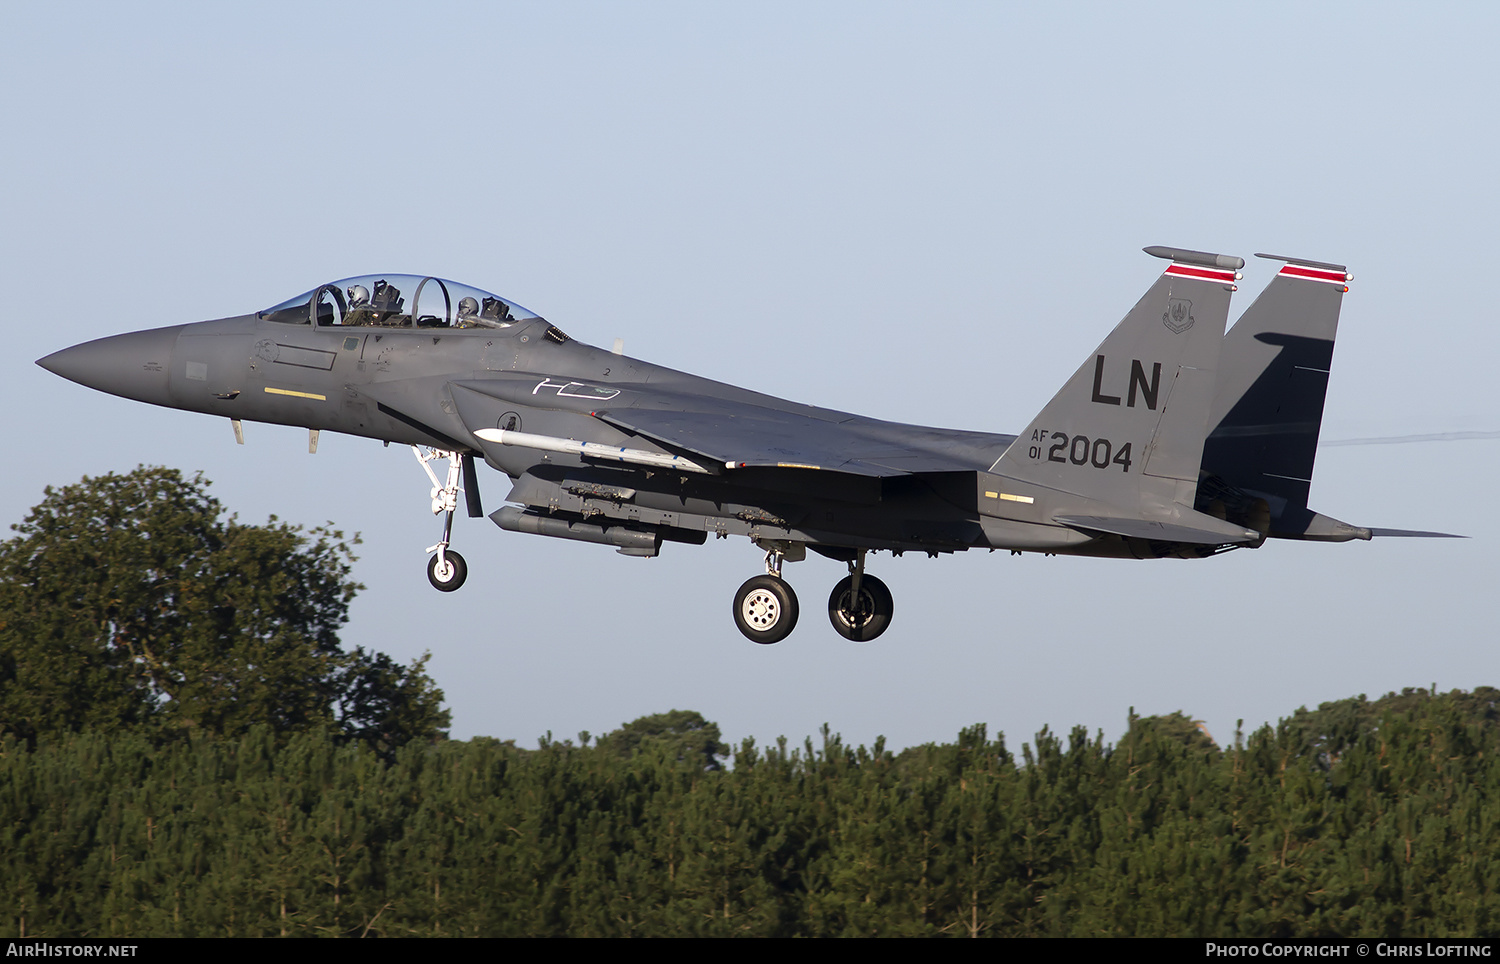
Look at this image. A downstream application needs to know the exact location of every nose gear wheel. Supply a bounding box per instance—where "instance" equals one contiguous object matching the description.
[428,550,468,591]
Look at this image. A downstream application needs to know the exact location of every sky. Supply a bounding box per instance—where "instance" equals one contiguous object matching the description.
[3,2,1497,754]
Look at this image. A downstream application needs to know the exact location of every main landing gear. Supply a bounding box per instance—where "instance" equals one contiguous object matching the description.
[733,549,801,644]
[828,554,893,642]
[414,446,469,592]
[731,546,893,644]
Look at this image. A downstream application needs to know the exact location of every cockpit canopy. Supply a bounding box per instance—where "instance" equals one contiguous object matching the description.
[259,274,543,330]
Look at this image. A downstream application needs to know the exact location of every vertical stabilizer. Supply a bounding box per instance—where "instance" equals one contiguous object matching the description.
[1198,254,1351,536]
[990,246,1240,525]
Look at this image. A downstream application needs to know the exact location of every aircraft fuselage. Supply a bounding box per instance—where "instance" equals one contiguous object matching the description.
[42,251,1429,644]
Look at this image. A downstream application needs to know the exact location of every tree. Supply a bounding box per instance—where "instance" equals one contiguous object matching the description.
[335,647,451,762]
[1122,709,1221,754]
[1282,686,1500,770]
[596,710,729,770]
[0,466,448,750]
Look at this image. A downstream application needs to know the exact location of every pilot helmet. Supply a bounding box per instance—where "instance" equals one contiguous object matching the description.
[347,284,370,306]
[457,296,479,317]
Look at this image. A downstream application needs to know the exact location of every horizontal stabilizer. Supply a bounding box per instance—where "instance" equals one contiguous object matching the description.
[1281,510,1465,542]
[1368,527,1467,539]
[1054,515,1261,545]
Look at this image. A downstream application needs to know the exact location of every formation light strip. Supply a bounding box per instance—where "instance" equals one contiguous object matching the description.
[264,387,327,401]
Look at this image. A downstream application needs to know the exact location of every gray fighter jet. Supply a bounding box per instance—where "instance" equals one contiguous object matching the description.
[37,247,1454,644]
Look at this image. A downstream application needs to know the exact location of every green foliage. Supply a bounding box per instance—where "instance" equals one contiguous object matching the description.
[1122,709,1221,756]
[1283,686,1500,769]
[0,466,448,752]
[7,687,1500,937]
[594,709,729,770]
[333,648,449,763]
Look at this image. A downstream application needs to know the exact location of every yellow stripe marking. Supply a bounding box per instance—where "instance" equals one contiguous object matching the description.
[776,462,821,470]
[984,490,999,499]
[999,493,1034,504]
[264,387,327,401]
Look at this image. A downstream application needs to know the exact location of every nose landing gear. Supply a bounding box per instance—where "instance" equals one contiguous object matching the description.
[414,446,471,592]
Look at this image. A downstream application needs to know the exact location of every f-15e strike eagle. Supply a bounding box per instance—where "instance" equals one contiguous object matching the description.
[38,247,1454,644]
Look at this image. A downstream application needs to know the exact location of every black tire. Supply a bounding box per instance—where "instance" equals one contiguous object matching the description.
[427,550,468,592]
[733,574,799,644]
[827,573,893,641]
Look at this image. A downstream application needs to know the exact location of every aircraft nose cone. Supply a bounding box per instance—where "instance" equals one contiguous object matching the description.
[37,326,185,406]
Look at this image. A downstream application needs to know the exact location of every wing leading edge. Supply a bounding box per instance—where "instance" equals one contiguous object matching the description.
[448,377,1001,478]
[592,408,986,477]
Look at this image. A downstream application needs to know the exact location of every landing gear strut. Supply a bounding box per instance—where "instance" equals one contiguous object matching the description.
[732,546,799,644]
[414,446,468,592]
[827,549,893,642]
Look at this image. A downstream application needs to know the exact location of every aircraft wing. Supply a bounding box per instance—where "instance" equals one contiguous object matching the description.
[449,377,988,477]
[592,408,979,476]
